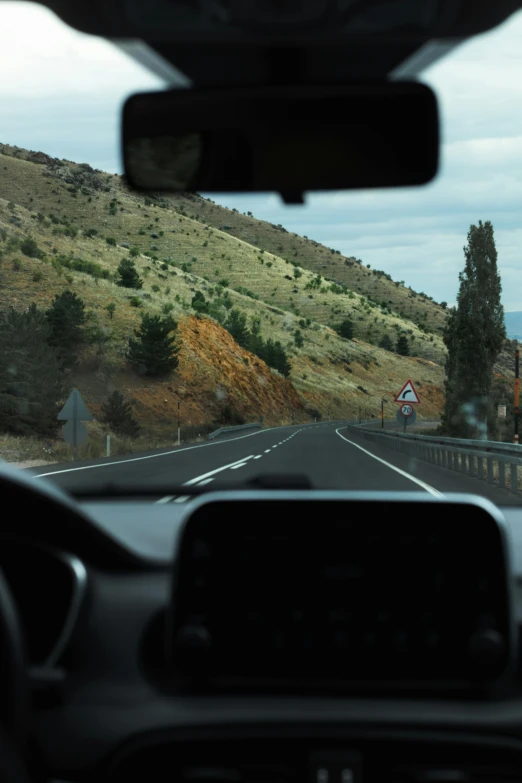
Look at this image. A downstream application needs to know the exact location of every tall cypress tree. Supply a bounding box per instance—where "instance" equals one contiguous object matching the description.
[443,221,505,438]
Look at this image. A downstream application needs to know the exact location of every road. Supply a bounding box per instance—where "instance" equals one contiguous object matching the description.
[31,422,521,506]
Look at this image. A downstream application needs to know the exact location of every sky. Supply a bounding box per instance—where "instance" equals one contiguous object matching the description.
[0,2,521,310]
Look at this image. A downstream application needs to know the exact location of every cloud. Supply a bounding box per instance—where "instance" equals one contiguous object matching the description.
[0,2,164,169]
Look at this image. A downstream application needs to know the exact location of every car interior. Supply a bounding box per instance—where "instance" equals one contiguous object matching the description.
[2,1,522,782]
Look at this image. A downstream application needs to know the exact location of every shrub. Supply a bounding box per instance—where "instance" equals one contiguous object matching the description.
[106,303,116,320]
[129,296,142,307]
[20,237,43,258]
[106,237,117,246]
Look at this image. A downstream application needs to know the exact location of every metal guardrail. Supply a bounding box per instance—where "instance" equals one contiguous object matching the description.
[348,425,522,495]
[207,422,262,441]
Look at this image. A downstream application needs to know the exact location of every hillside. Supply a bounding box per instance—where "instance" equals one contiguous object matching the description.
[0,142,447,457]
[164,192,449,339]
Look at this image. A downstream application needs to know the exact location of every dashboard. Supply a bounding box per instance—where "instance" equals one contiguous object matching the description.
[4,474,522,782]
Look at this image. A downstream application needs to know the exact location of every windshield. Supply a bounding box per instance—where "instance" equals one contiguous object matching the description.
[1,1,522,506]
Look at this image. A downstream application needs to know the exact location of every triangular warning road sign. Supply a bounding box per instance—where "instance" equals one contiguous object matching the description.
[394,379,421,404]
[57,388,93,421]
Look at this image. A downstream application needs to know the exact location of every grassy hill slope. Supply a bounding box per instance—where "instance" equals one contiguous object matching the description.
[0,143,446,461]
[163,192,449,338]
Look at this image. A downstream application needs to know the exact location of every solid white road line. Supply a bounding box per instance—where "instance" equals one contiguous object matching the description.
[231,463,247,470]
[34,424,296,478]
[197,478,214,486]
[335,427,444,498]
[183,455,255,486]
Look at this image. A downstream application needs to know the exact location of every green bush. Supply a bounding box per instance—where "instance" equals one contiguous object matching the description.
[20,237,43,259]
[106,237,117,246]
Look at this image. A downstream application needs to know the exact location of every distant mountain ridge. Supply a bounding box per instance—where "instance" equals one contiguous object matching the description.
[505,312,522,339]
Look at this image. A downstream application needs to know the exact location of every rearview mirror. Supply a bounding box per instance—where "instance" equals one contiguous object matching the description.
[122,82,439,203]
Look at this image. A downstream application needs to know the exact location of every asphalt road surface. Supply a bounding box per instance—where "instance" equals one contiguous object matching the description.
[30,422,521,507]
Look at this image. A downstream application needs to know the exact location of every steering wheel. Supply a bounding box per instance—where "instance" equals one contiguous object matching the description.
[0,566,32,783]
[0,462,89,783]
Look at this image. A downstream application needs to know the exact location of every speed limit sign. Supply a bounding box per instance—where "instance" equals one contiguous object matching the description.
[400,404,413,417]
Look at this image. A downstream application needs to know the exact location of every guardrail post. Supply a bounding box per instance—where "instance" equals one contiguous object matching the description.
[468,454,474,476]
[499,461,505,489]
[487,458,494,484]
[478,456,484,480]
[511,463,518,495]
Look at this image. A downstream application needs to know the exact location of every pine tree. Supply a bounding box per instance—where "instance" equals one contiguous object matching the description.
[46,289,86,369]
[248,317,265,358]
[101,391,140,438]
[225,309,249,348]
[117,258,143,289]
[191,291,209,315]
[0,304,64,436]
[127,313,180,376]
[443,220,505,437]
[265,339,291,377]
[379,334,394,351]
[396,335,410,356]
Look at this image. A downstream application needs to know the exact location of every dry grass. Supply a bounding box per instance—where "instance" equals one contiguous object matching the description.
[0,419,223,468]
